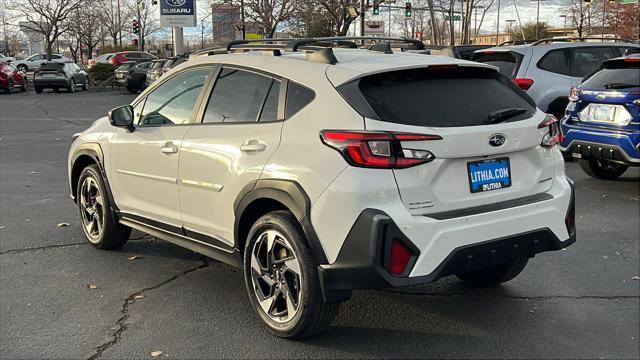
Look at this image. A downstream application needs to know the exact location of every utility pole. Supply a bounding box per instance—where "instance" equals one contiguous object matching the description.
[496,0,500,44]
[136,0,143,51]
[601,0,606,40]
[240,0,246,39]
[360,0,366,37]
[117,0,122,47]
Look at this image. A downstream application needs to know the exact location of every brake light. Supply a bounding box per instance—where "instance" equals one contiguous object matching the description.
[389,240,411,276]
[320,130,441,169]
[568,87,581,102]
[512,78,534,91]
[538,114,563,148]
[623,57,640,63]
[109,58,117,65]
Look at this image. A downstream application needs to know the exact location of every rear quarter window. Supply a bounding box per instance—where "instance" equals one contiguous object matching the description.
[338,67,536,128]
[285,82,315,118]
[473,51,522,78]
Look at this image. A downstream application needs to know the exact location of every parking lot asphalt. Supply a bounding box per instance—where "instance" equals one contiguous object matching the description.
[1,89,639,359]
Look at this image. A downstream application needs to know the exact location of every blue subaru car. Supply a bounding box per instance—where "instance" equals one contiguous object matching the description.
[561,54,640,179]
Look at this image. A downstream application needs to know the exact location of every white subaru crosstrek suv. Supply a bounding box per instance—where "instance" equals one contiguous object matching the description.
[68,38,576,338]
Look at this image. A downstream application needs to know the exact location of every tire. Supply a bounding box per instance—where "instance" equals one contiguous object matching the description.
[20,78,27,92]
[457,256,529,288]
[77,164,131,250]
[35,86,43,94]
[579,159,628,180]
[53,87,59,93]
[82,81,88,91]
[68,79,76,93]
[4,80,13,94]
[17,65,28,73]
[243,211,340,339]
[126,85,138,93]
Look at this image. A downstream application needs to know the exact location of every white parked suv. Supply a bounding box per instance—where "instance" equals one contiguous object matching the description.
[473,38,639,118]
[14,53,72,72]
[68,37,576,338]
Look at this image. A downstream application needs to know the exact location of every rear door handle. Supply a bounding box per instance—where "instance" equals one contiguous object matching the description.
[240,140,266,152]
[161,142,179,154]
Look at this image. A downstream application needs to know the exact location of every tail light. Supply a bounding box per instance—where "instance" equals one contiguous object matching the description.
[389,240,411,276]
[512,78,534,91]
[109,58,117,65]
[538,114,563,148]
[320,130,441,169]
[568,87,581,102]
[0,71,6,80]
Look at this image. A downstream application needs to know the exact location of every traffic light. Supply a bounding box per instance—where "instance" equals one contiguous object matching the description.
[132,20,139,34]
[405,2,412,17]
[583,0,591,3]
[373,5,380,15]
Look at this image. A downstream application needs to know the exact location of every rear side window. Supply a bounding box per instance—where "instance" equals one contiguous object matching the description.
[338,67,535,128]
[286,82,315,118]
[203,68,278,123]
[571,47,618,78]
[538,49,571,76]
[582,61,640,89]
[473,51,522,78]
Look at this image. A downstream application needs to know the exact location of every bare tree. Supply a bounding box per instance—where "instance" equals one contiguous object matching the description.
[315,0,385,36]
[128,0,161,50]
[69,3,102,60]
[8,0,84,60]
[244,0,296,37]
[101,0,131,46]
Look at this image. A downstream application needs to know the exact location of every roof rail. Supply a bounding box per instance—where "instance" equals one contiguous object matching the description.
[532,37,638,46]
[498,40,535,46]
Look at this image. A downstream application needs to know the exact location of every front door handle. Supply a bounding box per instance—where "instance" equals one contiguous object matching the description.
[161,142,179,154]
[240,140,266,152]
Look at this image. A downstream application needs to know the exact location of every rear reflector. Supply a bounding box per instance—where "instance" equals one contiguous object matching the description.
[389,240,411,275]
[512,78,534,91]
[320,130,441,169]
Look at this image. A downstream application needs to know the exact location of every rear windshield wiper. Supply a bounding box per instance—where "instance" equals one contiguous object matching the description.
[603,82,639,89]
[486,108,528,125]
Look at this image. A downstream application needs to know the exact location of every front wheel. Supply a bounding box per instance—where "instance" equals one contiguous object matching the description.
[243,211,340,339]
[17,65,28,73]
[579,159,628,180]
[126,85,138,93]
[457,256,529,287]
[77,165,131,249]
[21,78,27,92]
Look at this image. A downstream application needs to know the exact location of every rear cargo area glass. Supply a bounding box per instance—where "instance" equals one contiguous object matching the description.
[340,67,535,128]
[473,52,521,77]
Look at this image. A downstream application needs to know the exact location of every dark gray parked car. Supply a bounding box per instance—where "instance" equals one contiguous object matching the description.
[34,62,88,93]
[145,59,167,87]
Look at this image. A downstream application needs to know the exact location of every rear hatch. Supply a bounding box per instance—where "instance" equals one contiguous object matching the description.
[36,63,66,78]
[335,65,558,216]
[570,56,640,131]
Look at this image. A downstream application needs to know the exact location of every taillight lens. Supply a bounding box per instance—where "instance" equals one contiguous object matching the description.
[389,240,411,276]
[538,114,563,148]
[320,130,441,169]
[568,87,581,102]
[109,58,117,65]
[512,78,534,91]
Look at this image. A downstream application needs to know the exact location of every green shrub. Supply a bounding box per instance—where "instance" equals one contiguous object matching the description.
[88,63,117,83]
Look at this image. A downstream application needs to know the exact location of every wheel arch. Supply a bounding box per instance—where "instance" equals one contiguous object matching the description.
[233,179,328,264]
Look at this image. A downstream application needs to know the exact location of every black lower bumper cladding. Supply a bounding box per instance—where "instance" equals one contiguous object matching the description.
[319,186,576,302]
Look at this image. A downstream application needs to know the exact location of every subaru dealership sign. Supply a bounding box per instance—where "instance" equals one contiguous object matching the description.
[160,0,197,27]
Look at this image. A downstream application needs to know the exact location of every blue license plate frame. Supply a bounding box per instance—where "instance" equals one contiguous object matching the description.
[467,157,512,193]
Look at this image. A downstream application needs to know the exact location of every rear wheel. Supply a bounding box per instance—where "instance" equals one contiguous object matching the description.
[579,159,628,180]
[243,211,340,339]
[126,85,138,93]
[82,80,88,91]
[4,80,13,94]
[35,86,43,94]
[457,256,529,287]
[20,78,27,92]
[77,165,131,250]
[68,79,76,93]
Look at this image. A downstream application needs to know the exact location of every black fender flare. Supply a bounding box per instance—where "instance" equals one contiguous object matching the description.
[233,179,328,264]
[70,143,120,222]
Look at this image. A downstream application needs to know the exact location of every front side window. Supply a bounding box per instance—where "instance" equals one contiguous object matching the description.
[203,68,278,123]
[139,67,212,126]
[571,47,617,78]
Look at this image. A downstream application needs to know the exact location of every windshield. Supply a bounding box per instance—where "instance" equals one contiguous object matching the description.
[338,67,536,128]
[582,65,640,90]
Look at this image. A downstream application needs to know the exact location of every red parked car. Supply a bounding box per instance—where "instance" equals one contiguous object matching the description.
[107,51,157,66]
[0,61,28,94]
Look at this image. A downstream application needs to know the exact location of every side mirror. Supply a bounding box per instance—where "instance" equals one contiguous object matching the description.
[108,105,135,131]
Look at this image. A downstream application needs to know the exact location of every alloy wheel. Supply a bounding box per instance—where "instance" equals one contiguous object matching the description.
[250,229,303,323]
[79,177,105,242]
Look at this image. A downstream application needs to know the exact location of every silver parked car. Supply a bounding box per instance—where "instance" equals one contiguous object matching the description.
[14,53,72,72]
[473,38,639,118]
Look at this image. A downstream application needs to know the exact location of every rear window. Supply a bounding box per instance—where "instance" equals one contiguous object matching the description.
[473,51,522,78]
[338,67,536,128]
[582,61,640,89]
[117,63,134,71]
[39,63,64,71]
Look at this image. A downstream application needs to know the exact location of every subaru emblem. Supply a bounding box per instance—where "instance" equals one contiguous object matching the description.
[489,134,506,147]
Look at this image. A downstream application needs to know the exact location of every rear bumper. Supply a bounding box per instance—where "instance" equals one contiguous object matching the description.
[34,79,69,88]
[560,125,640,165]
[319,178,575,302]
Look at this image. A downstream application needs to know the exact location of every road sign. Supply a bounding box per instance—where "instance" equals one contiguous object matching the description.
[364,20,385,35]
[444,14,462,21]
[160,0,197,28]
[617,0,638,4]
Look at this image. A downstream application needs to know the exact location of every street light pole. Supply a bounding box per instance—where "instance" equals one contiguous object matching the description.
[495,0,500,45]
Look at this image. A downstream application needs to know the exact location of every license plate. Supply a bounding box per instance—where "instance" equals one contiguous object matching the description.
[591,104,615,122]
[467,158,511,193]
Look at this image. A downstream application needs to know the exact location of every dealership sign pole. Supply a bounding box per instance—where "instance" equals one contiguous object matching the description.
[159,0,197,56]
